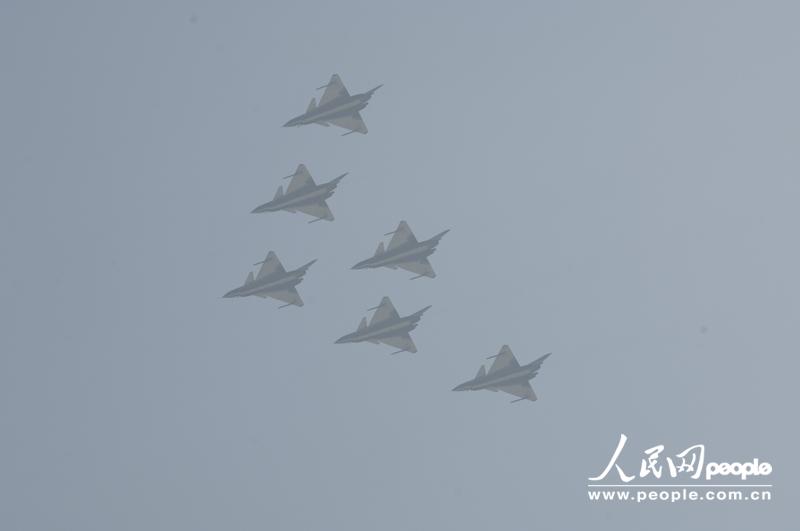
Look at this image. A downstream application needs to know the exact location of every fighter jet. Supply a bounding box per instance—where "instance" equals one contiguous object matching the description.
[223,251,316,308]
[251,164,347,223]
[335,296,431,354]
[453,347,551,403]
[352,221,449,279]
[283,74,382,136]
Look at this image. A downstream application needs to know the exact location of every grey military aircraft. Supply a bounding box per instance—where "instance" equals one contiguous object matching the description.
[251,164,347,223]
[283,74,382,136]
[453,347,551,403]
[335,296,430,354]
[352,221,449,279]
[223,251,316,308]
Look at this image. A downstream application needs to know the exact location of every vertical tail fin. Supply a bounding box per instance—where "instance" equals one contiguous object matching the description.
[273,186,284,200]
[475,365,486,379]
[306,98,317,113]
[357,317,368,331]
[374,242,385,256]
[245,272,254,284]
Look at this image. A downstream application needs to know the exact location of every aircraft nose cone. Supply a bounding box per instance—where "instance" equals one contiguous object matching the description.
[335,333,356,344]
[223,290,236,298]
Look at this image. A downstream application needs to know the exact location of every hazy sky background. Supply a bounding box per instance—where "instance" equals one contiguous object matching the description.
[1,1,798,529]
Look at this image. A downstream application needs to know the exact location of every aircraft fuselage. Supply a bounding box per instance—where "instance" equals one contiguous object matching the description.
[459,363,540,391]
[355,238,443,269]
[253,184,334,213]
[285,94,370,127]
[224,270,304,298]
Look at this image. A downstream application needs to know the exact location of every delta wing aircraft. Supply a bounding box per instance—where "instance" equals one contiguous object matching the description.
[453,347,551,403]
[223,251,316,308]
[335,296,431,354]
[283,74,382,136]
[352,221,449,279]
[251,164,347,223]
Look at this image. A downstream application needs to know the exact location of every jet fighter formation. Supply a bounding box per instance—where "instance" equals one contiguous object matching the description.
[224,73,552,404]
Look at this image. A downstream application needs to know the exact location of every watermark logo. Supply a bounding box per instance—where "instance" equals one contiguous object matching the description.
[587,434,773,503]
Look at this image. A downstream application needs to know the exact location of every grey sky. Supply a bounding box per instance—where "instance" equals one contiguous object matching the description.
[1,1,798,530]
